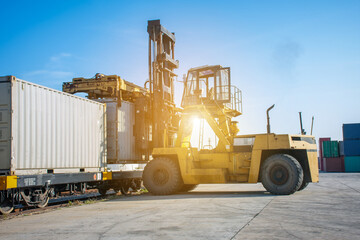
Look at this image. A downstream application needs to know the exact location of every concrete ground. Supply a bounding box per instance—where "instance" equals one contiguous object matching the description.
[1,173,359,240]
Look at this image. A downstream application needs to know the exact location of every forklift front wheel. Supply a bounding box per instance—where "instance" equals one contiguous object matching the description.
[143,158,184,195]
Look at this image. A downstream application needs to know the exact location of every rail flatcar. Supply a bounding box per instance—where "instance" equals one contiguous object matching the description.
[0,76,144,214]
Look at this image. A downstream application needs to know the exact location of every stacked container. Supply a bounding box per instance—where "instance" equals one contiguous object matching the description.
[322,141,339,158]
[339,141,344,156]
[322,140,344,172]
[318,137,330,171]
[343,124,360,172]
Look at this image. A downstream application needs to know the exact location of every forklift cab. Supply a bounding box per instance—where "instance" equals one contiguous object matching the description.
[182,65,230,106]
[181,65,242,116]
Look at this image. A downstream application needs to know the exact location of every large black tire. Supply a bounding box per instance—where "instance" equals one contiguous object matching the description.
[298,179,309,191]
[179,184,198,193]
[261,154,303,195]
[143,158,184,195]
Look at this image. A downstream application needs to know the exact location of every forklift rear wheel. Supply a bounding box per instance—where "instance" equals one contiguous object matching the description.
[261,154,303,195]
[143,158,183,195]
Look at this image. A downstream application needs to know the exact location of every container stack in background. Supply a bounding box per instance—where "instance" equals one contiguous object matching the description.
[321,139,344,172]
[318,137,330,171]
[343,124,360,172]
[319,123,360,172]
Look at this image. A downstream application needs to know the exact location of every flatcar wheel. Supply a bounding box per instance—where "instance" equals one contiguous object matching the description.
[120,185,131,196]
[37,195,49,208]
[98,188,108,196]
[0,199,14,215]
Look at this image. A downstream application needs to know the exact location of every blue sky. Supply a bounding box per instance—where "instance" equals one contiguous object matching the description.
[1,0,359,141]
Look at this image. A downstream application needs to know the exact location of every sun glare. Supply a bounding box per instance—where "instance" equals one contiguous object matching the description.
[190,117,217,149]
[190,117,201,148]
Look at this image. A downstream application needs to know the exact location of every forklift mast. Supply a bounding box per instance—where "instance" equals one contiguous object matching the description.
[147,20,179,148]
[62,20,180,160]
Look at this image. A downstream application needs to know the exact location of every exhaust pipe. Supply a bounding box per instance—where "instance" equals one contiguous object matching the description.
[299,112,306,135]
[311,116,314,135]
[267,104,275,134]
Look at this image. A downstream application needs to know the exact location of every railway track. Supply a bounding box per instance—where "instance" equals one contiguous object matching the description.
[0,190,137,220]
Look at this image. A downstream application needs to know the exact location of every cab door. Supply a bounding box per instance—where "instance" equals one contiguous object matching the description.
[215,67,231,103]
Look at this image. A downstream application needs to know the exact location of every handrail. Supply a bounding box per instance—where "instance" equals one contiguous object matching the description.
[225,85,242,114]
[183,83,242,116]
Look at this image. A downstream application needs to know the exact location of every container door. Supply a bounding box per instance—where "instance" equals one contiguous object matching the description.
[322,141,331,158]
[117,102,138,161]
[0,82,11,170]
[105,102,118,162]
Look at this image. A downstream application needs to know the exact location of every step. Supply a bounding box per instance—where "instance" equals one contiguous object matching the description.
[242,159,251,167]
[190,168,226,176]
[228,174,249,182]
[237,167,250,174]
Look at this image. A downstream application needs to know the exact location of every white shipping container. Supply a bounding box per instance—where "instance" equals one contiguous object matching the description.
[97,99,140,163]
[0,76,106,175]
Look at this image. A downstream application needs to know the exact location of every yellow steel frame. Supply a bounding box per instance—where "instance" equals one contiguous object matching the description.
[63,74,148,101]
[102,171,113,181]
[153,102,319,185]
[175,105,234,152]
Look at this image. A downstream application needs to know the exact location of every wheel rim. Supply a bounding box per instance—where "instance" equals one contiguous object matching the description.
[270,165,289,186]
[152,168,169,186]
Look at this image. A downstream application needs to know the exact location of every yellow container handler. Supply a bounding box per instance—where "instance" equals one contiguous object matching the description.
[143,65,318,195]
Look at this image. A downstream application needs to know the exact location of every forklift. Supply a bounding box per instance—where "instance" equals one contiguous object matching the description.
[143,65,318,195]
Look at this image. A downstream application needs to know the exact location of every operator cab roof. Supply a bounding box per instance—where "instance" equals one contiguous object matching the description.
[188,65,224,72]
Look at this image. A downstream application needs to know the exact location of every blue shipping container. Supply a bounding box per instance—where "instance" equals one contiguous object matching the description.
[343,123,360,140]
[344,156,360,172]
[344,140,360,156]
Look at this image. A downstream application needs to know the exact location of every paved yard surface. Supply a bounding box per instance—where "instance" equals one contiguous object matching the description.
[1,173,359,240]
